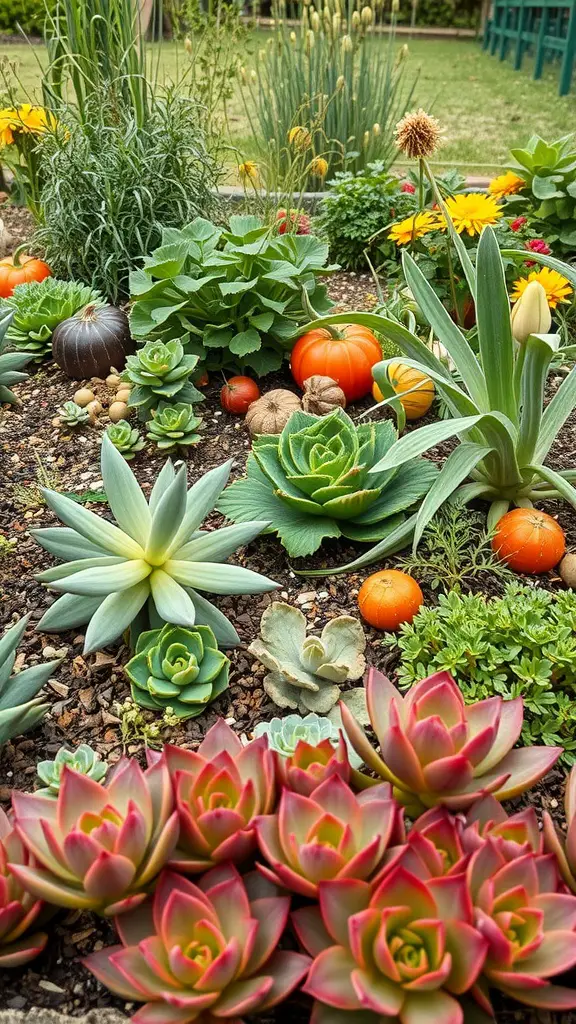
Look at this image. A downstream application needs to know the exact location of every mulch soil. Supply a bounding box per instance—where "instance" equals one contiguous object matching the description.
[0,203,575,1021]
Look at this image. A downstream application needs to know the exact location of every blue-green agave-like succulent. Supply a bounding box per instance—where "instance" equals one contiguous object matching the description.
[36,744,107,796]
[254,712,362,768]
[0,615,61,747]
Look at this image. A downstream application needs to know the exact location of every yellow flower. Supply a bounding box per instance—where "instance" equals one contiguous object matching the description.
[443,193,503,236]
[389,211,440,246]
[288,126,312,151]
[310,156,328,178]
[488,170,525,199]
[13,105,58,135]
[511,268,573,310]
[0,108,17,147]
[238,161,259,185]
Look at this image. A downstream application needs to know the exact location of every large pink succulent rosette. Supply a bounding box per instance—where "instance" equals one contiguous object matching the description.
[0,808,48,967]
[294,865,487,1024]
[162,720,275,872]
[342,668,561,813]
[468,840,576,1014]
[84,864,311,1024]
[10,756,178,915]
[255,775,402,897]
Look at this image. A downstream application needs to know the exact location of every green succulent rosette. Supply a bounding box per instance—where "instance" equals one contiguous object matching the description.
[5,278,102,360]
[36,744,107,796]
[122,339,204,417]
[106,420,145,460]
[146,401,203,451]
[125,623,230,719]
[218,408,438,557]
[58,401,89,426]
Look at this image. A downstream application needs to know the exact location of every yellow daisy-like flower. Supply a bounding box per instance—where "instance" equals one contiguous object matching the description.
[288,126,312,151]
[511,268,573,310]
[488,170,525,199]
[310,156,328,178]
[0,109,16,147]
[443,193,503,236]
[388,211,441,246]
[238,160,259,185]
[11,105,58,136]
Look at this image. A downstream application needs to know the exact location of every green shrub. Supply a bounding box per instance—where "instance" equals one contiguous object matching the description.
[130,215,337,376]
[505,134,576,253]
[0,0,52,35]
[385,582,576,763]
[34,93,221,303]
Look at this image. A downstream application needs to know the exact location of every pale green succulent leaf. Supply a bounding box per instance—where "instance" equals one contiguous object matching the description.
[149,459,176,514]
[100,434,151,547]
[263,671,300,710]
[319,617,367,681]
[299,682,342,713]
[167,459,233,553]
[173,521,271,562]
[40,488,144,559]
[0,698,49,746]
[31,527,110,561]
[186,589,240,647]
[83,582,150,654]
[37,594,104,632]
[145,466,187,563]
[412,444,494,551]
[48,559,151,597]
[165,560,279,595]
[36,556,127,584]
[0,615,29,671]
[149,570,197,626]
[0,660,61,711]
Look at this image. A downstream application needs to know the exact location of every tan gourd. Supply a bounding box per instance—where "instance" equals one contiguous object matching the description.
[302,375,346,415]
[245,389,302,436]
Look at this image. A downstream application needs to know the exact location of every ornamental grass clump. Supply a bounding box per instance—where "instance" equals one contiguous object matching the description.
[0,614,60,749]
[218,408,438,557]
[0,808,48,968]
[161,720,276,872]
[10,756,178,916]
[3,278,102,360]
[342,668,561,815]
[32,436,278,653]
[83,864,311,1022]
[125,623,230,720]
[121,339,204,418]
[248,602,366,714]
[255,775,401,897]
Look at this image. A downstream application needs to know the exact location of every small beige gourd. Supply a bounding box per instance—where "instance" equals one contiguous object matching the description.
[302,375,346,415]
[245,389,302,436]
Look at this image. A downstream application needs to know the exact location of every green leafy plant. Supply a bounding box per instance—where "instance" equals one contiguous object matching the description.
[248,602,366,714]
[385,582,576,763]
[507,133,576,251]
[0,536,17,559]
[0,615,61,748]
[0,0,54,34]
[125,622,230,719]
[395,502,514,592]
[105,421,145,460]
[57,400,89,427]
[146,401,203,452]
[0,309,29,404]
[3,278,102,360]
[121,339,204,418]
[32,435,278,653]
[36,743,107,796]
[129,215,337,376]
[218,408,438,557]
[34,93,221,302]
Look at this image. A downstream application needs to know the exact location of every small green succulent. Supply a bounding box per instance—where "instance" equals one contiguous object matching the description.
[122,339,204,418]
[57,401,90,427]
[146,401,203,451]
[36,743,107,796]
[0,309,30,404]
[0,615,61,748]
[254,712,362,768]
[4,278,102,360]
[125,623,230,719]
[249,602,367,714]
[105,420,145,460]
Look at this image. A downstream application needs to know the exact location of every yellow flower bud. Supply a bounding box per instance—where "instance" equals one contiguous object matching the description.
[363,130,370,147]
[290,29,297,42]
[307,28,316,47]
[510,281,552,343]
[361,5,373,23]
[288,125,313,150]
[311,10,321,30]
[341,33,353,51]
[392,0,400,11]
[310,156,329,178]
[238,161,259,185]
[332,11,341,30]
[373,122,381,135]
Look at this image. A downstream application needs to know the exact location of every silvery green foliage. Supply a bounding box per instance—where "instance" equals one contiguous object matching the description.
[32,435,278,654]
[58,401,89,426]
[0,615,61,747]
[0,309,29,404]
[254,712,363,768]
[249,602,366,714]
[122,339,204,417]
[36,743,107,796]
[146,402,203,452]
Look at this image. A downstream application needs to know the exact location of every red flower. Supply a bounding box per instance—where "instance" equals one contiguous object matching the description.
[526,238,551,254]
[276,208,311,235]
[400,181,416,194]
[510,216,527,232]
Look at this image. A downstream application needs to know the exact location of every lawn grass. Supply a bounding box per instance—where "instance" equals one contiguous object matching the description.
[2,33,573,174]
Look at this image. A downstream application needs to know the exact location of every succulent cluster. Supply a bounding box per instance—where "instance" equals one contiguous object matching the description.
[35,744,107,796]
[146,400,203,451]
[57,400,90,427]
[3,277,102,359]
[2,697,576,1020]
[121,338,204,417]
[104,419,145,460]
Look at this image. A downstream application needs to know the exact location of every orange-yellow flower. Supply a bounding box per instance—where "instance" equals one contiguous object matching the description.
[488,170,525,199]
[238,160,259,185]
[511,267,573,310]
[388,210,440,245]
[310,156,328,178]
[0,109,16,147]
[288,125,312,151]
[443,193,503,236]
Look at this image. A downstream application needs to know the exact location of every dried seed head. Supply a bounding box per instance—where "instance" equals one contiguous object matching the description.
[395,108,443,159]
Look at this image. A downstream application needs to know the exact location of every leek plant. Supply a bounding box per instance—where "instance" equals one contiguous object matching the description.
[299,217,576,573]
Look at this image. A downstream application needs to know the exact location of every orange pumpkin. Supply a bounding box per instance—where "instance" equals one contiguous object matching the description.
[492,508,565,574]
[358,569,424,631]
[0,245,52,298]
[291,325,381,402]
[373,362,434,420]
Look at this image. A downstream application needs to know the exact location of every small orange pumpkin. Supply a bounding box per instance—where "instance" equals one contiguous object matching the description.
[0,245,52,298]
[358,569,424,631]
[291,325,381,402]
[373,361,434,420]
[492,508,565,574]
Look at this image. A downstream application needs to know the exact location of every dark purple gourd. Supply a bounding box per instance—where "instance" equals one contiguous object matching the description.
[52,304,135,379]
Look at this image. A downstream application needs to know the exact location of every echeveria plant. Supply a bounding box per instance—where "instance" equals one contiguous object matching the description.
[0,614,60,749]
[146,401,203,451]
[254,712,362,794]
[121,338,204,417]
[105,420,145,460]
[36,744,107,796]
[125,623,230,719]
[248,602,367,715]
[0,808,48,968]
[32,436,278,652]
[57,400,89,427]
[219,409,438,557]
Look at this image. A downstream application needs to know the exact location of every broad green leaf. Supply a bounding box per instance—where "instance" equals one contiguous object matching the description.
[100,434,151,546]
[203,327,233,348]
[339,514,405,542]
[40,489,144,559]
[142,241,189,278]
[532,175,564,200]
[475,227,517,422]
[229,328,261,357]
[219,278,259,296]
[83,582,150,654]
[352,460,439,524]
[294,514,419,575]
[412,444,494,549]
